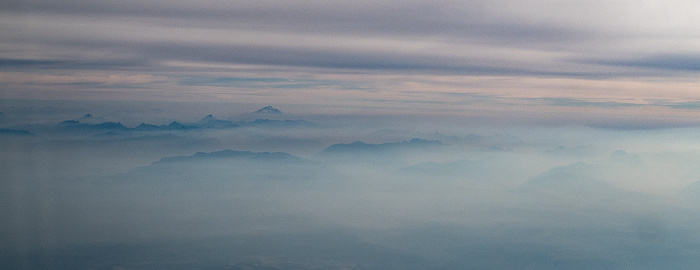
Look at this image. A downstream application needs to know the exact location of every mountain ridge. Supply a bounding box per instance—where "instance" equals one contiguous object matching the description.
[234,106,297,121]
[154,149,306,164]
[320,138,444,155]
[53,111,314,133]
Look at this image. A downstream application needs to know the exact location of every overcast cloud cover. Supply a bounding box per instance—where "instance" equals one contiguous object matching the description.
[3,1,700,269]
[2,0,700,121]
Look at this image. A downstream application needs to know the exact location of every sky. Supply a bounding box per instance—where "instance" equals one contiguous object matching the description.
[2,0,700,123]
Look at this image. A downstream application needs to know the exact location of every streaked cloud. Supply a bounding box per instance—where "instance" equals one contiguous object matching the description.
[1,0,700,120]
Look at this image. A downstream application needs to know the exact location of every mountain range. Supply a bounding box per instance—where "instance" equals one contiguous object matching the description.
[154,149,306,164]
[50,107,313,134]
[320,138,444,155]
[114,149,325,185]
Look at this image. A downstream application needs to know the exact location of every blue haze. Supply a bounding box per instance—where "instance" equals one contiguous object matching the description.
[3,101,700,269]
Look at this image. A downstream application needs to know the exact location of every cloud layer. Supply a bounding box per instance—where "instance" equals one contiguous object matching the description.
[2,1,700,121]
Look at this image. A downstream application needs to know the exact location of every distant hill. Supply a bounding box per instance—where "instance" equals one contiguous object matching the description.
[320,138,443,155]
[77,113,107,124]
[317,138,447,166]
[155,149,306,164]
[524,162,620,194]
[196,114,238,128]
[519,162,649,205]
[234,106,297,121]
[113,149,323,185]
[256,106,283,114]
[57,120,129,131]
[0,128,34,136]
[131,120,200,131]
[162,121,199,130]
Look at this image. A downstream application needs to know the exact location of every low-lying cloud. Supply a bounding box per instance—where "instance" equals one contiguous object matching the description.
[3,102,700,269]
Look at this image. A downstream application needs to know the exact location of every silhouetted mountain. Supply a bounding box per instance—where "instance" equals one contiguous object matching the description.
[256,106,283,114]
[196,114,237,128]
[523,162,629,200]
[60,120,79,125]
[323,141,374,153]
[57,120,129,131]
[114,149,323,184]
[74,113,108,124]
[0,128,34,136]
[608,150,647,168]
[320,138,443,155]
[132,118,223,131]
[133,123,162,131]
[133,115,236,131]
[317,138,447,166]
[155,149,306,164]
[235,106,295,121]
[53,112,315,134]
[164,121,198,130]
